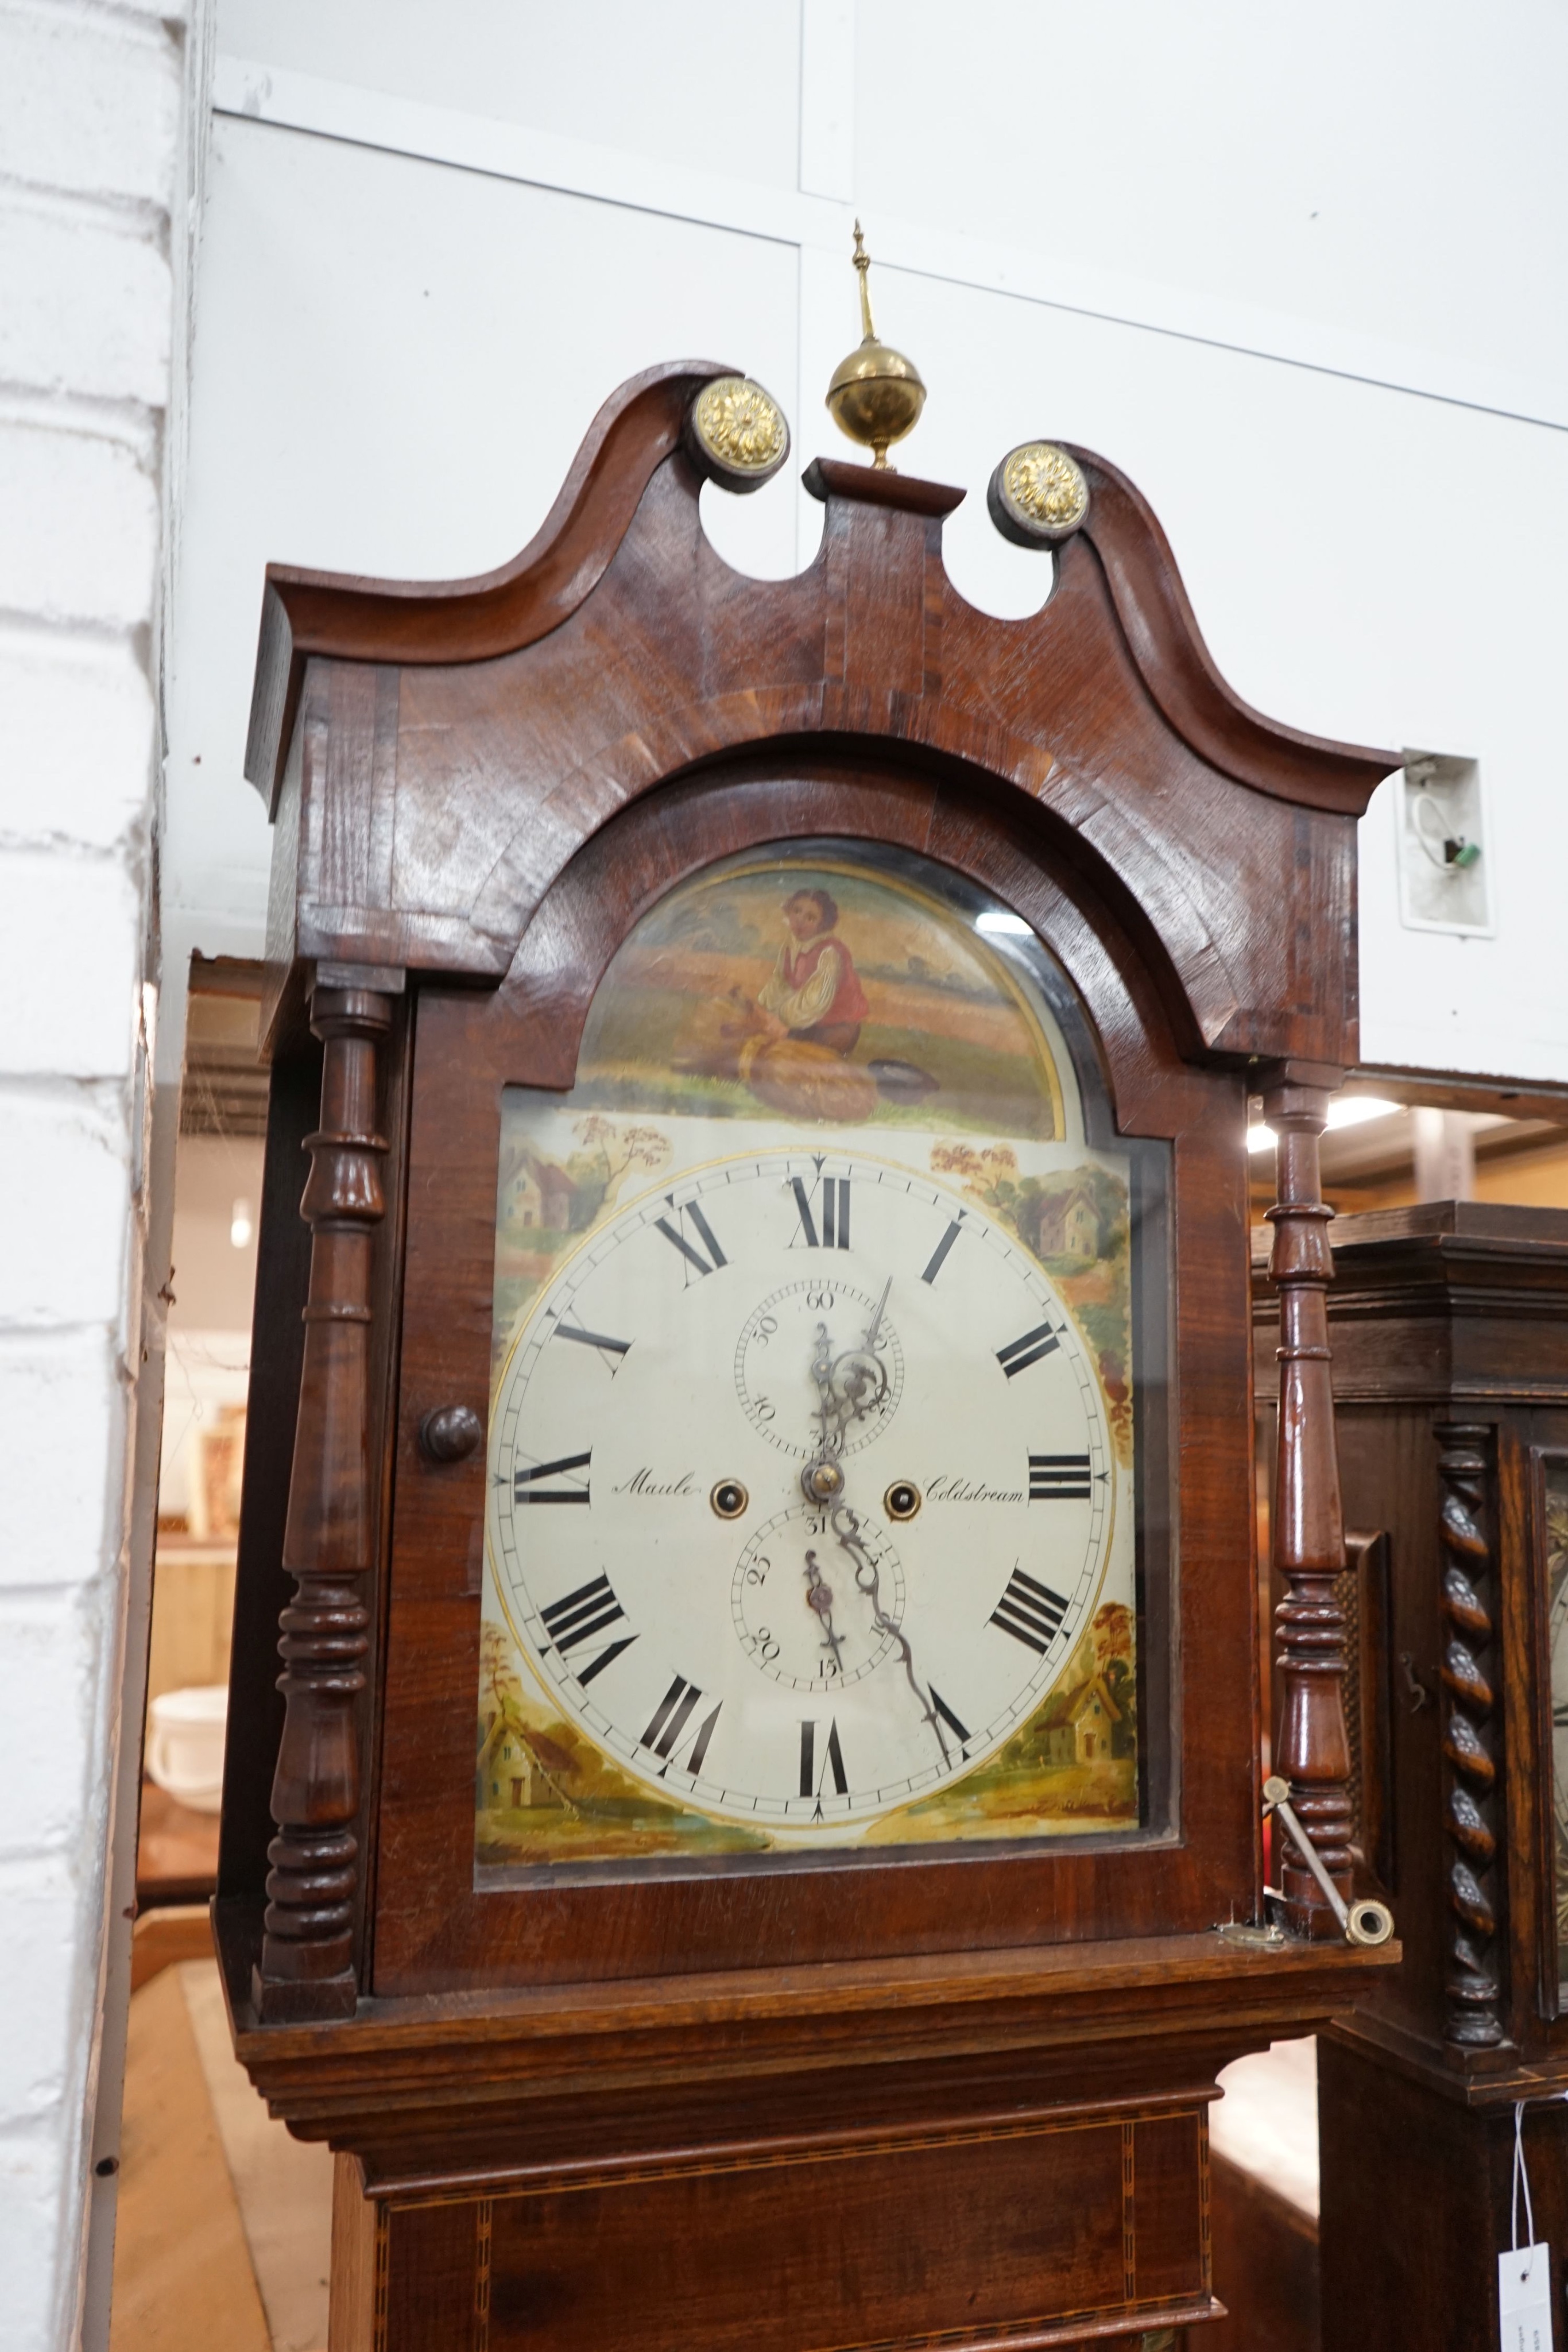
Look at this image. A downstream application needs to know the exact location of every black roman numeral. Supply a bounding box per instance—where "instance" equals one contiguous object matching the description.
[927,1685,973,1757]
[654,1197,727,1282]
[513,1450,591,1504]
[921,1217,963,1285]
[799,1716,849,1804]
[790,1173,851,1250]
[1029,1453,1093,1500]
[997,1321,1060,1378]
[538,1573,637,1686]
[990,1568,1070,1655]
[553,1320,631,1369]
[640,1675,722,1775]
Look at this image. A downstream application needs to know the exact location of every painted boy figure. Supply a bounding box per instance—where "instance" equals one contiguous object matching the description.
[756,887,870,1058]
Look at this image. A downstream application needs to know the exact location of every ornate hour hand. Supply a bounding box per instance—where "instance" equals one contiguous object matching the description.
[802,1548,847,1680]
[802,1317,849,1507]
[830,1502,950,1766]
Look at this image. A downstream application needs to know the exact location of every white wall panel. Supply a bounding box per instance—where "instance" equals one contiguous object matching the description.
[215,0,802,191]
[858,0,1568,402]
[173,11,1568,1092]
[165,115,802,940]
[857,262,1568,1082]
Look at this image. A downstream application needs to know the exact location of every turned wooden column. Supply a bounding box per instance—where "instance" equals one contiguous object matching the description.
[1434,1422,1505,2047]
[1263,1068,1353,1938]
[254,980,391,2022]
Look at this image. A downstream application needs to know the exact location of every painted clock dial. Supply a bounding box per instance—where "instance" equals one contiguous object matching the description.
[477,842,1162,1871]
[488,1151,1114,1831]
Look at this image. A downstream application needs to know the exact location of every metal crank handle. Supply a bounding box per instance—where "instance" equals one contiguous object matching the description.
[1262,1774,1395,1949]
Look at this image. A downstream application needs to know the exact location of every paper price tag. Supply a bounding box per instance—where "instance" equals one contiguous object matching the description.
[1498,2242,1554,2350]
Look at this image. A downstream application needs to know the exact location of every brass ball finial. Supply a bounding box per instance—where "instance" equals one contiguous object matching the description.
[826,221,926,470]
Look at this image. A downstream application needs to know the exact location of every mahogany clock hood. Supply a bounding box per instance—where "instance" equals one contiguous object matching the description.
[245,359,1397,1071]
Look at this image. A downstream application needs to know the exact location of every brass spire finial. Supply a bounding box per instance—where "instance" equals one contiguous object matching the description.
[852,219,876,340]
[826,222,926,470]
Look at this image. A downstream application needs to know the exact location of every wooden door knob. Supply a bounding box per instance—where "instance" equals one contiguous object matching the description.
[419,1405,482,1463]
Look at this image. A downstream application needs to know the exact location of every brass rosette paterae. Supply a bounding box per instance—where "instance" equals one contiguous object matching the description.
[687,376,791,493]
[988,440,1091,548]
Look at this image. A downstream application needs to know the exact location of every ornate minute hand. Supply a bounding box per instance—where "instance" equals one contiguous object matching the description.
[834,1278,892,1433]
[830,1502,950,1766]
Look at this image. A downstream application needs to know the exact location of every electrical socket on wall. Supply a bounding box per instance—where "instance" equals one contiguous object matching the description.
[1396,749,1493,936]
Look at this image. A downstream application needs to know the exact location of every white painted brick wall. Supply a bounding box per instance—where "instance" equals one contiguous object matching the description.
[0,2,185,2343]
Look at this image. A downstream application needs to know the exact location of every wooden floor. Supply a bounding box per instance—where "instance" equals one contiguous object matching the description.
[110,1949,332,2352]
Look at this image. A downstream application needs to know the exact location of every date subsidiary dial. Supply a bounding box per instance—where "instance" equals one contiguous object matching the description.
[489,1149,1117,1835]
[733,1506,906,1691]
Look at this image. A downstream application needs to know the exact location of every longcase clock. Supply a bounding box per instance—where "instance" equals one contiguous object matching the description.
[217,354,1401,2351]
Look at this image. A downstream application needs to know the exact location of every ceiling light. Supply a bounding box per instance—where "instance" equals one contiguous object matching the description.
[230,1198,254,1249]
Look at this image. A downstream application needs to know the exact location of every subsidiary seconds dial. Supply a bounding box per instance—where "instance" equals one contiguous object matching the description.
[488,1150,1116,1835]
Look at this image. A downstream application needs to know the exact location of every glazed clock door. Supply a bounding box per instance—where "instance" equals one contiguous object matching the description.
[474,840,1170,1879]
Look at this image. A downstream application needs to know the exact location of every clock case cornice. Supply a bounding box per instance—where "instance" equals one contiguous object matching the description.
[245,358,1397,1071]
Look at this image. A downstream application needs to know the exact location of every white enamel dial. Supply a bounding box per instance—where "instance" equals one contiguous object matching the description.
[487,1149,1115,1832]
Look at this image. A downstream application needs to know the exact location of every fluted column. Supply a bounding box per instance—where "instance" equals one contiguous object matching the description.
[1263,1073,1353,1938]
[253,982,390,2022]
